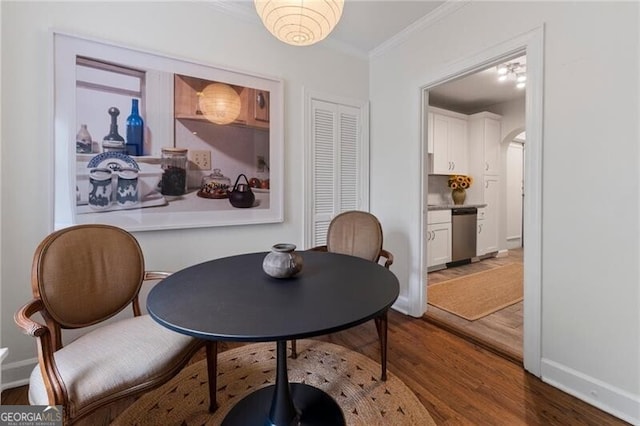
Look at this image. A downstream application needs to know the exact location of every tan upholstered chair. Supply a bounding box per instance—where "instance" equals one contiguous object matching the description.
[14,225,202,424]
[293,210,394,380]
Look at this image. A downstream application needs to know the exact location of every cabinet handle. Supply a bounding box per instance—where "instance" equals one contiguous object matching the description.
[479,224,483,233]
[452,161,455,170]
[432,231,436,240]
[485,181,489,189]
[485,162,489,171]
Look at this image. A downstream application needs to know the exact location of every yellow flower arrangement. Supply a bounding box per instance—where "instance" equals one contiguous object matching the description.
[448,174,473,190]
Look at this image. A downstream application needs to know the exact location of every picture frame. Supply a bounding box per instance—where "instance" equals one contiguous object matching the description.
[53,31,284,231]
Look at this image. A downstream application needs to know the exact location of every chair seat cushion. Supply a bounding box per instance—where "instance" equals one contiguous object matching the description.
[29,315,199,418]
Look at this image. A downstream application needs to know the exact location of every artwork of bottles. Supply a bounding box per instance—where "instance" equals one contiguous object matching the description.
[76,124,93,154]
[126,99,144,156]
[102,107,125,153]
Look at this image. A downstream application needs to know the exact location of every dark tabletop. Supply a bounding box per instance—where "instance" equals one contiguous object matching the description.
[147,250,399,342]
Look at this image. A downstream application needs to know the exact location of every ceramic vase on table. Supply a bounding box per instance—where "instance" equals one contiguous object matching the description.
[262,243,303,278]
[452,188,466,205]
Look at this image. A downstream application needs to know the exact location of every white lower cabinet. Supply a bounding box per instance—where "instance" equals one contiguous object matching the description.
[427,210,452,268]
[477,209,486,256]
[476,177,499,256]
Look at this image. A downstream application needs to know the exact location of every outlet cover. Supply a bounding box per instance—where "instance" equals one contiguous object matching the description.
[192,150,211,170]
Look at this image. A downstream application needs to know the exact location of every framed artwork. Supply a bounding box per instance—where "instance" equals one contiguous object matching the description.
[53,31,283,231]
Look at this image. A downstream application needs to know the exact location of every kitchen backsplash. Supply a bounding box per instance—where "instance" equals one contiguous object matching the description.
[176,120,269,189]
[428,174,453,205]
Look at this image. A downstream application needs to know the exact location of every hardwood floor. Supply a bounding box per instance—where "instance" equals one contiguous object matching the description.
[426,248,524,363]
[2,311,628,425]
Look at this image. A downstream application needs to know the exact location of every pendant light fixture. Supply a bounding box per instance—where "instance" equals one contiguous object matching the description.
[198,83,242,125]
[254,0,345,46]
[496,61,527,89]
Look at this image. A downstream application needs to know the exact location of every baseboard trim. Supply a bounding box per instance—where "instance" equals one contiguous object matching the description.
[496,249,509,258]
[392,295,409,316]
[541,358,640,425]
[2,357,37,392]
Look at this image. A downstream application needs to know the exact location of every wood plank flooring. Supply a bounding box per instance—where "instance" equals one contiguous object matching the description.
[2,310,628,425]
[426,249,524,363]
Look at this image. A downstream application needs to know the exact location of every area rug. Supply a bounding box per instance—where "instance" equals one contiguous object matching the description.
[114,339,435,425]
[428,263,523,321]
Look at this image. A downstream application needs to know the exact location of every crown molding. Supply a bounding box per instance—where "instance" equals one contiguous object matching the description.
[369,0,472,59]
[206,0,469,61]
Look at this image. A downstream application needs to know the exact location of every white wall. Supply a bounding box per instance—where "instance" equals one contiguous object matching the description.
[0,0,4,380]
[370,1,639,423]
[0,1,368,386]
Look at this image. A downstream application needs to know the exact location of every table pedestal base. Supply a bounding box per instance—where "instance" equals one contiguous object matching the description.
[221,383,345,426]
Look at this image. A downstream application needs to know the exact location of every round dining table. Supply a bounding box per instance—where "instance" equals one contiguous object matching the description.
[147,249,399,426]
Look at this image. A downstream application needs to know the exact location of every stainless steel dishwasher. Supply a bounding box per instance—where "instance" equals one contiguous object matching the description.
[450,207,477,264]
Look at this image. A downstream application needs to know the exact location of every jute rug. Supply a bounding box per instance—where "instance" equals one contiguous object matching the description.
[114,339,435,425]
[428,263,523,321]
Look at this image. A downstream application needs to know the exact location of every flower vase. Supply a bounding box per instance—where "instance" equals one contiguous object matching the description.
[452,188,466,205]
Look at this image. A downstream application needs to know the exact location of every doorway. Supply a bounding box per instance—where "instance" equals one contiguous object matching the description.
[418,26,544,376]
[423,55,526,363]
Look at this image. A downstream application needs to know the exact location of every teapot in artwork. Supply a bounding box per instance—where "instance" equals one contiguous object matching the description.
[228,174,255,208]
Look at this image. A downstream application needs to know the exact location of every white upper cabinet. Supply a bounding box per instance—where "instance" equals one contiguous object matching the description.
[429,107,468,175]
[449,117,468,173]
[468,112,502,175]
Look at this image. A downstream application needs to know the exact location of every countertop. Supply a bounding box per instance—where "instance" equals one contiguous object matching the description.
[427,203,487,210]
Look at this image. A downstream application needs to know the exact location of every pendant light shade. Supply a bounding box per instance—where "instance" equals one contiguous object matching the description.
[198,83,242,125]
[254,0,344,46]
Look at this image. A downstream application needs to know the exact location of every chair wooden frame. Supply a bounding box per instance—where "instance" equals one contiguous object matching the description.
[292,211,395,380]
[14,225,203,424]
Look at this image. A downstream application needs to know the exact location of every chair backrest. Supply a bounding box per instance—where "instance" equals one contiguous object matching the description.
[326,211,383,262]
[31,224,145,329]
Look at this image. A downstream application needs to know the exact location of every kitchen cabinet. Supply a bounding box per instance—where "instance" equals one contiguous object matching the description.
[174,74,269,130]
[476,176,499,256]
[476,208,486,256]
[247,89,270,129]
[427,210,452,268]
[468,112,502,175]
[429,107,468,175]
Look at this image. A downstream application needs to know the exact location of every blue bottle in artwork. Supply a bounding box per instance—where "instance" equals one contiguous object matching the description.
[126,99,144,156]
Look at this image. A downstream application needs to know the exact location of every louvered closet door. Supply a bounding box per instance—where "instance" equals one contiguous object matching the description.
[310,99,364,247]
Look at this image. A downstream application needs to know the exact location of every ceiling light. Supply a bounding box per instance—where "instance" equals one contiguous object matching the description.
[496,61,526,89]
[254,0,345,46]
[198,83,242,125]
